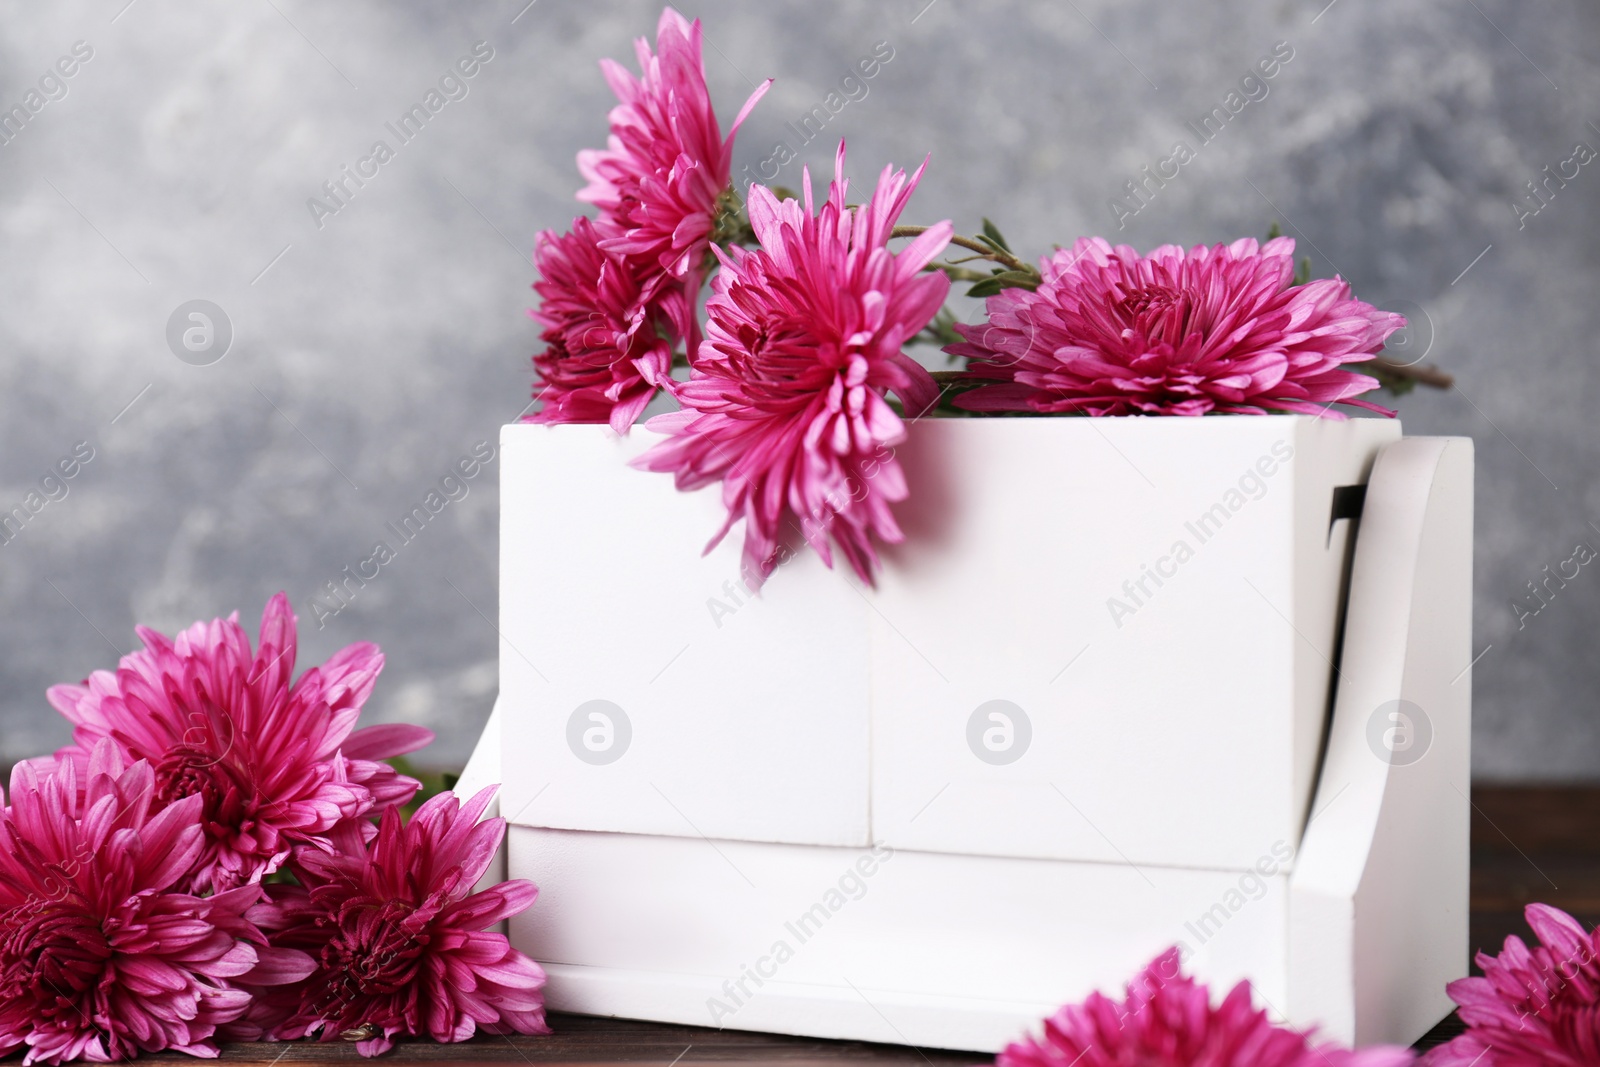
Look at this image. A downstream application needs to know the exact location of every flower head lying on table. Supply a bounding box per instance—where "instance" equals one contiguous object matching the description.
[3,593,548,1061]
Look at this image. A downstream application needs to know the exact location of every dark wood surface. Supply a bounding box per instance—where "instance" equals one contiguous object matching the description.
[174,785,1599,1064]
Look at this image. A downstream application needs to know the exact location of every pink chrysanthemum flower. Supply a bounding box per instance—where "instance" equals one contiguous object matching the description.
[535,7,769,430]
[526,215,689,433]
[576,6,769,279]
[0,743,313,1064]
[236,787,548,1058]
[1000,949,1414,1067]
[1421,903,1600,1066]
[39,593,434,895]
[633,145,951,587]
[948,236,1403,417]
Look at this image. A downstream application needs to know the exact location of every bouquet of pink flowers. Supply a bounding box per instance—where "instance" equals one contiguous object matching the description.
[525,7,1429,590]
[0,595,548,1063]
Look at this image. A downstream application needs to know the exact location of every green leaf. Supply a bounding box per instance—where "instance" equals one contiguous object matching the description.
[980,218,1012,253]
[1265,220,1283,241]
[965,270,1039,298]
[992,270,1040,290]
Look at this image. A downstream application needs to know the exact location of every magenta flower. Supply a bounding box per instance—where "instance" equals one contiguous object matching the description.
[0,743,313,1064]
[236,787,548,1057]
[1422,903,1600,1066]
[634,146,951,587]
[1000,949,1414,1067]
[39,593,434,895]
[948,236,1403,417]
[526,215,688,433]
[576,6,769,280]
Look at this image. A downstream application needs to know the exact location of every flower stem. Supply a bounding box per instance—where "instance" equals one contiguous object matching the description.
[1369,356,1453,389]
[930,265,995,282]
[891,225,1032,274]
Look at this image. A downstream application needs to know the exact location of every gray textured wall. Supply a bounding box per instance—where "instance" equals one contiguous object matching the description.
[0,0,1594,778]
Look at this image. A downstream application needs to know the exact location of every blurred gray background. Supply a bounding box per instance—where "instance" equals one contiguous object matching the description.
[0,0,1593,778]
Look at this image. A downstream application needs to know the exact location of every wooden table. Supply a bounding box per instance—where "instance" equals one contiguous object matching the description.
[176,786,1599,1064]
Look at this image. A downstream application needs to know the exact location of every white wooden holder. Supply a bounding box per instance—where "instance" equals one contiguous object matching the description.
[460,422,1472,1053]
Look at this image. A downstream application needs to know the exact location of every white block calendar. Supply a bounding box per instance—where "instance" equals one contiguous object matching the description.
[465,417,1472,1052]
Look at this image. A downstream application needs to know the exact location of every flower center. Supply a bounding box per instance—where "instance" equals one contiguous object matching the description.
[1112,284,1192,342]
[153,746,253,836]
[0,899,112,1013]
[723,310,843,411]
[321,901,428,997]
